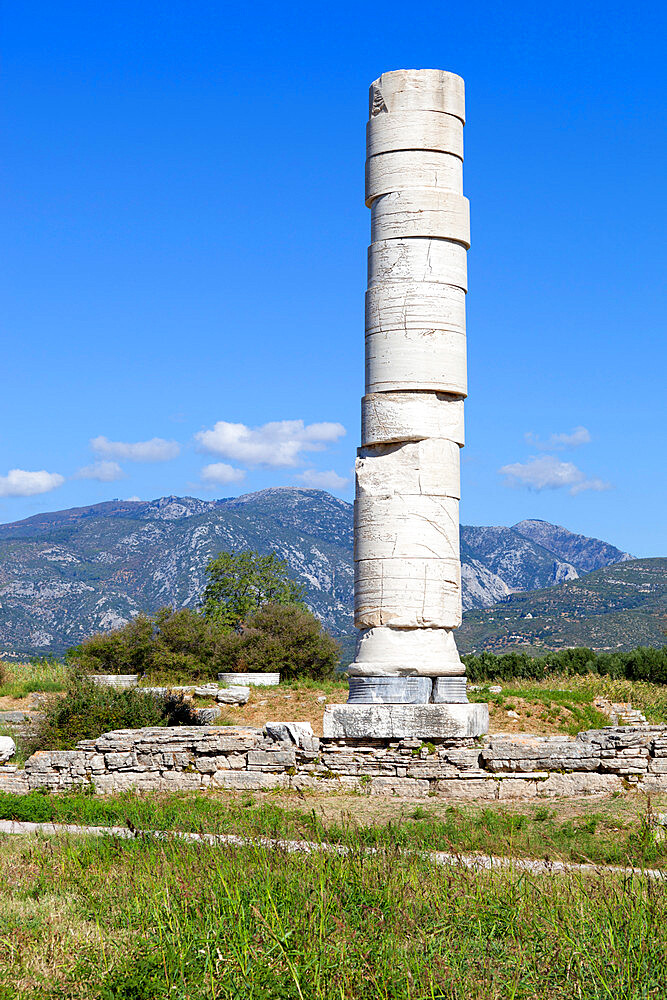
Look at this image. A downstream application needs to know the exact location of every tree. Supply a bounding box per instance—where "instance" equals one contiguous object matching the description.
[201,550,305,630]
[213,602,340,680]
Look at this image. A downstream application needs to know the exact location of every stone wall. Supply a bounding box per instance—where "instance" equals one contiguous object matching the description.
[2,723,667,800]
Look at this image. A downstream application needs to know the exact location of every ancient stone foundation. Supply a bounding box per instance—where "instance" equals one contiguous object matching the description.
[3,724,667,800]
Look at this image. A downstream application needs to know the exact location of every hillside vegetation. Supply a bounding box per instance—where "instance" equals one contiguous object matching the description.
[457,558,666,654]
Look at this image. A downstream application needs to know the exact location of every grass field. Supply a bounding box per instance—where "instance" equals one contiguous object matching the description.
[2,787,667,869]
[3,658,667,996]
[1,816,666,999]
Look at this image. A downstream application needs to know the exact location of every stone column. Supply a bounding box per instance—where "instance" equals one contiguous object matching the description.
[323,69,488,740]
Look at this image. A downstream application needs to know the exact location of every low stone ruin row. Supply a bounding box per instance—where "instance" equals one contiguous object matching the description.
[3,723,667,800]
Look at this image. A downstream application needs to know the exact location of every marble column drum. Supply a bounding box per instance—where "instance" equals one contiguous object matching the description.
[340,68,488,736]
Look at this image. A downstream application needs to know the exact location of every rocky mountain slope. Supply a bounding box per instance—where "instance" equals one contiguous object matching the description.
[0,489,634,656]
[512,519,633,574]
[457,558,666,654]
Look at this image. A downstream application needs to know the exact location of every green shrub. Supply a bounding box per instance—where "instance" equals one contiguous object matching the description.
[213,602,340,681]
[25,674,201,752]
[150,607,218,681]
[69,599,341,683]
[69,614,155,675]
[68,608,217,681]
[463,646,667,684]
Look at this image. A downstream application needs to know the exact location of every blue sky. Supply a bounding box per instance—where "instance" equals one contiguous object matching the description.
[2,1,665,556]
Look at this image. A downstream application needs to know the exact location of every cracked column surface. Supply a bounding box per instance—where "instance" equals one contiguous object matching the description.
[324,69,489,739]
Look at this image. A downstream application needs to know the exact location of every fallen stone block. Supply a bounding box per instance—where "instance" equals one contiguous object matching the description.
[216,687,250,705]
[0,711,28,724]
[264,722,317,750]
[194,684,220,698]
[0,736,16,763]
[196,707,222,724]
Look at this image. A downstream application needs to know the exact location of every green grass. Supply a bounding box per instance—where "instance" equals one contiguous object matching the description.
[0,658,69,699]
[280,676,347,692]
[467,673,667,734]
[468,680,611,735]
[0,827,665,999]
[1,789,666,869]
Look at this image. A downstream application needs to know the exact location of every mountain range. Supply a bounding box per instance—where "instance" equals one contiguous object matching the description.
[0,488,637,656]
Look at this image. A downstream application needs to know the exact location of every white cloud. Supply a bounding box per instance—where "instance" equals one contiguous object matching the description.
[76,460,126,482]
[0,469,65,498]
[195,419,346,467]
[499,455,611,495]
[296,469,350,492]
[201,462,246,485]
[91,436,180,462]
[569,476,611,496]
[125,496,141,502]
[525,426,592,450]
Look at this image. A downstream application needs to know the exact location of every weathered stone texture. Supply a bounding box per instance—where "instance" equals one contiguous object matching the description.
[5,723,667,801]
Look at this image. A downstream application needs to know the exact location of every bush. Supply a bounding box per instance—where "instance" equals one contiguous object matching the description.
[150,607,218,681]
[68,608,217,681]
[69,601,342,683]
[213,602,340,681]
[25,673,202,752]
[69,614,155,675]
[462,646,667,684]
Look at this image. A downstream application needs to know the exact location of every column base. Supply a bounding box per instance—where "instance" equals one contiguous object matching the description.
[323,702,489,739]
[347,675,467,704]
[348,676,432,704]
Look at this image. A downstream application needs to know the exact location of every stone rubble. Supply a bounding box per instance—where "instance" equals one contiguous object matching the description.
[140,684,249,705]
[0,736,16,763]
[593,697,648,727]
[4,724,667,800]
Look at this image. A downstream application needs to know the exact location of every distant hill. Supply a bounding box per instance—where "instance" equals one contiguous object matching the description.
[0,489,635,656]
[457,558,666,655]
